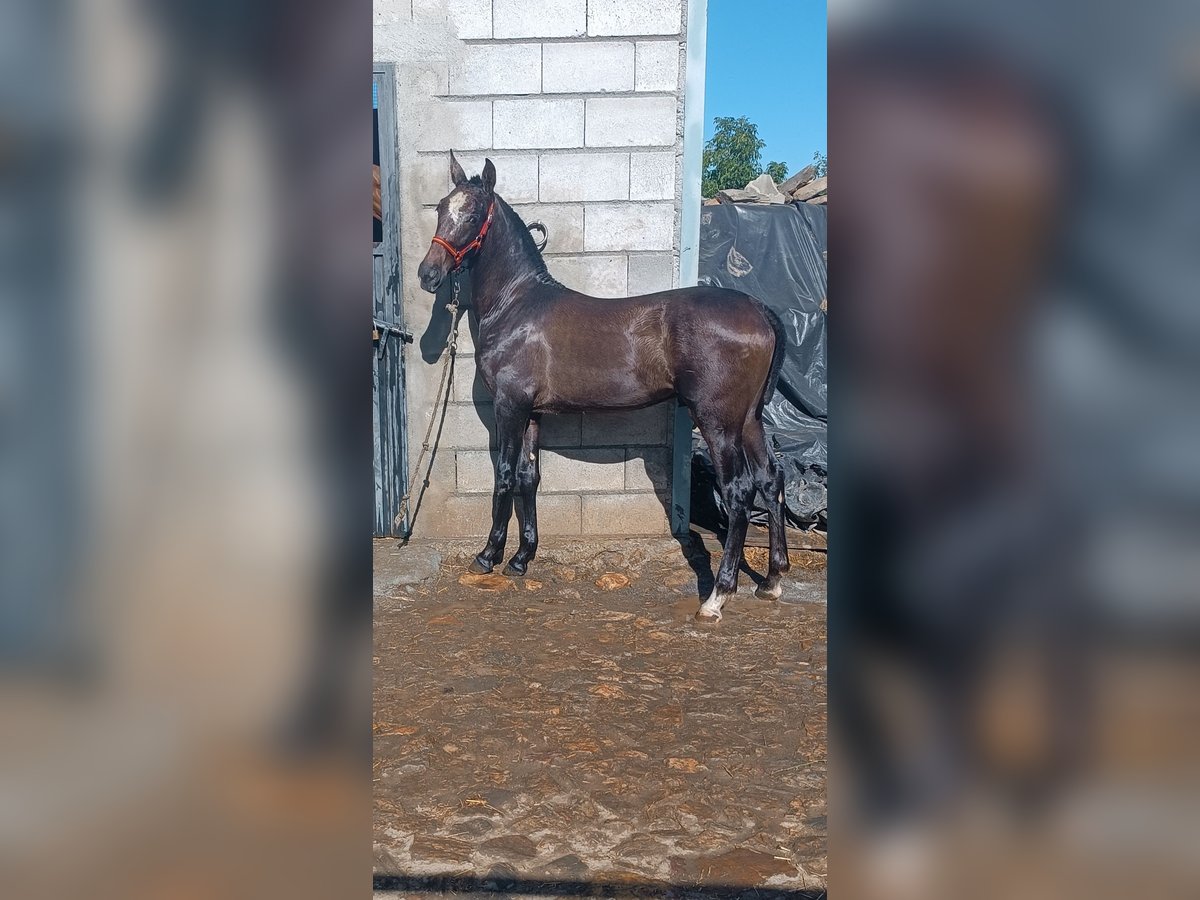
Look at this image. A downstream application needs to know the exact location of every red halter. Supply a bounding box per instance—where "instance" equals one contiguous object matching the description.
[430,200,495,271]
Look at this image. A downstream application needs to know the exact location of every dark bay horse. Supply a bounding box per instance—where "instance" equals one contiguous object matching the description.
[418,153,788,620]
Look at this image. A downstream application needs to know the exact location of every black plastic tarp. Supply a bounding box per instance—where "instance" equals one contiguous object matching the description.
[695,201,828,529]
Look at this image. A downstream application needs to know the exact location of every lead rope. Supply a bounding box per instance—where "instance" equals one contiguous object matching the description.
[394,275,463,539]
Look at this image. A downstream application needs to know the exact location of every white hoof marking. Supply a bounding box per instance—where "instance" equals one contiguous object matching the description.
[696,589,730,621]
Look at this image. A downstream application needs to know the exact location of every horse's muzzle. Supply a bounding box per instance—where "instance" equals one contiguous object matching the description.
[418,261,445,293]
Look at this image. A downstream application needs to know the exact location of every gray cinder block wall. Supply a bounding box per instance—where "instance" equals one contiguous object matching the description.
[376,1,689,538]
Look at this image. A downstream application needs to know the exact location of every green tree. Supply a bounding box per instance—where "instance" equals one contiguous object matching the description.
[812,150,828,177]
[764,160,790,184]
[702,116,768,197]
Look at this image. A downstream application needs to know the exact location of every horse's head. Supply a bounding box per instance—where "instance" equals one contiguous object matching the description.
[418,151,496,293]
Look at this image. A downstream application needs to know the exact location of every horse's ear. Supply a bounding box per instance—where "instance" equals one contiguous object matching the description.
[449,150,467,187]
[482,158,496,194]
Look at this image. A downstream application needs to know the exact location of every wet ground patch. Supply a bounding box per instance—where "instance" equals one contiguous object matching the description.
[374,538,826,896]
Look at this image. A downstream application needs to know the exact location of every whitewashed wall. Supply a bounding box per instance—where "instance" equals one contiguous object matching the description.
[375,0,689,537]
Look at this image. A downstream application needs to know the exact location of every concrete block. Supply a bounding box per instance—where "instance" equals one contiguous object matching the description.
[585,96,677,147]
[431,492,581,538]
[584,203,674,251]
[494,99,585,149]
[451,354,493,403]
[532,493,583,535]
[396,53,449,97]
[450,44,541,96]
[542,42,634,94]
[411,153,451,206]
[539,152,629,202]
[540,449,626,491]
[582,493,671,535]
[546,254,627,297]
[628,253,674,294]
[436,495,496,537]
[447,0,493,39]
[625,447,672,491]
[420,446,459,501]
[409,207,440,260]
[439,402,495,448]
[459,154,539,204]
[414,204,439,236]
[635,41,680,91]
[455,449,496,493]
[455,434,598,492]
[511,204,585,253]
[493,0,586,39]
[582,406,670,445]
[415,99,492,151]
[588,0,682,37]
[450,354,474,402]
[410,0,448,24]
[374,1,409,26]
[629,151,675,200]
[451,422,585,488]
[540,413,582,447]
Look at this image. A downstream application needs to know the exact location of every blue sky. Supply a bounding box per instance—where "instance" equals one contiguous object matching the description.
[704,0,827,174]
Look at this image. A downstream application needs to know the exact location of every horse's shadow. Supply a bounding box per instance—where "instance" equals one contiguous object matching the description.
[419,297,766,601]
[678,527,770,600]
[419,278,460,364]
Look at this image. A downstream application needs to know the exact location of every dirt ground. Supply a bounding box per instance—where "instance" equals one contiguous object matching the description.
[374,535,826,898]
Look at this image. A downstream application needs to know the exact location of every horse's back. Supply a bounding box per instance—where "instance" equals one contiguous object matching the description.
[655,285,776,350]
[521,285,777,413]
[569,283,779,380]
[562,285,775,343]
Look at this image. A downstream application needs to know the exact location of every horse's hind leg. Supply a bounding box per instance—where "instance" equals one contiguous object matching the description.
[694,418,755,622]
[743,415,790,599]
[503,416,541,576]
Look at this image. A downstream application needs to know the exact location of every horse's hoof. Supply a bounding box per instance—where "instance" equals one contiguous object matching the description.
[755,583,783,601]
[696,589,728,622]
[468,559,492,575]
[502,563,526,577]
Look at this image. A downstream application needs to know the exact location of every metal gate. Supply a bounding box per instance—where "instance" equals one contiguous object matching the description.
[373,64,409,536]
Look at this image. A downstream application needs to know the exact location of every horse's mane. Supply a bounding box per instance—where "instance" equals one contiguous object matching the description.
[483,184,560,287]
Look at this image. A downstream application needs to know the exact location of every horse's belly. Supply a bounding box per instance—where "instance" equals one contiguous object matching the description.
[537,361,673,413]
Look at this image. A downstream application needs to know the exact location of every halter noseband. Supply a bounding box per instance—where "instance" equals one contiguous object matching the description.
[430,200,495,271]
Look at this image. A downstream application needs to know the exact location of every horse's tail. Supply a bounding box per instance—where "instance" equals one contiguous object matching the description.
[754,300,787,421]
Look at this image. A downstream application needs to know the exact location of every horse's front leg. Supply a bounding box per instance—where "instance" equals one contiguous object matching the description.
[469,404,529,575]
[504,415,541,576]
